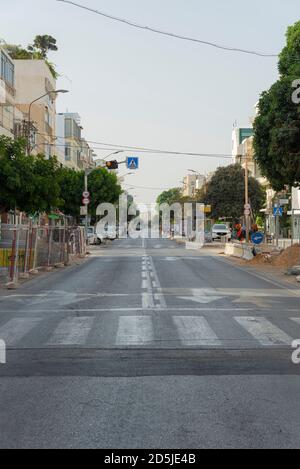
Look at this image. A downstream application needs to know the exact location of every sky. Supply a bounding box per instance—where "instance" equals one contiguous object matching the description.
[1,0,300,203]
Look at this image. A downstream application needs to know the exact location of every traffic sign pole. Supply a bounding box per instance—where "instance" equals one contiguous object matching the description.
[275,198,280,247]
[244,156,250,242]
[84,171,89,236]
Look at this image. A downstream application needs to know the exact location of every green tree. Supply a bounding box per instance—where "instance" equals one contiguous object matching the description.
[202,164,265,220]
[57,166,122,219]
[88,168,122,218]
[4,44,33,60]
[57,167,83,217]
[4,35,59,79]
[28,35,58,59]
[0,136,34,214]
[31,155,61,213]
[0,136,61,214]
[253,21,300,190]
[156,188,182,206]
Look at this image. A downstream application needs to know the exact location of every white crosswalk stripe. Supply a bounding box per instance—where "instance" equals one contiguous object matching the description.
[173,316,222,346]
[116,316,154,346]
[234,317,293,346]
[0,315,298,348]
[0,318,41,346]
[47,317,95,346]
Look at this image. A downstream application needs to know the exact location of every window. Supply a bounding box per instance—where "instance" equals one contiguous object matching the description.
[0,52,14,87]
[65,144,71,161]
[0,105,14,132]
[65,118,73,138]
[45,144,52,160]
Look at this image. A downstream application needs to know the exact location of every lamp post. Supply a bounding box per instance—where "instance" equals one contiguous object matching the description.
[243,149,251,243]
[118,172,134,179]
[27,89,69,155]
[103,150,124,161]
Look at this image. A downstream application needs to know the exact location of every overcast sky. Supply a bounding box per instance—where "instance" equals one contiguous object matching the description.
[2,0,300,203]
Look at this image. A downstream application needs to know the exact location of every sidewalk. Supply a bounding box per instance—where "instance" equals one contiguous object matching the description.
[220,247,300,288]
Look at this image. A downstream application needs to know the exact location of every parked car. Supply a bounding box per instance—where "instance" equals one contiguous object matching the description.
[86,226,98,245]
[212,224,231,241]
[103,225,117,241]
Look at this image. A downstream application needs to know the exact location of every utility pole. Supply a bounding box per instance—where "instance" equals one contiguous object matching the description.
[244,152,250,242]
[84,170,89,234]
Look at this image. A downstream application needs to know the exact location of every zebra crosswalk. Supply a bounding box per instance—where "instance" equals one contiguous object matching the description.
[173,316,222,347]
[47,317,95,346]
[234,317,293,346]
[0,314,299,349]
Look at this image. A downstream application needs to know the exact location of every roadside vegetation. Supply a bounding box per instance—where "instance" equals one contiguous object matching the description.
[0,136,122,219]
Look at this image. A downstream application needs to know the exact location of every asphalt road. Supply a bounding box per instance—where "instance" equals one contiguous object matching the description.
[0,237,300,449]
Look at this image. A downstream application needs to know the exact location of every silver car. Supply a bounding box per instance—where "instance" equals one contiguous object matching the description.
[212,224,231,241]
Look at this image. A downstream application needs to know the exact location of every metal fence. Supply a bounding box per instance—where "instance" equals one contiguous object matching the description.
[0,224,86,288]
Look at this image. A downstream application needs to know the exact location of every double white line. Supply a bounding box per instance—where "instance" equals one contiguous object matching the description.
[142,255,166,309]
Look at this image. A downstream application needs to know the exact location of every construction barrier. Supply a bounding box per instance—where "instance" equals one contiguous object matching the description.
[0,224,86,288]
[224,242,254,261]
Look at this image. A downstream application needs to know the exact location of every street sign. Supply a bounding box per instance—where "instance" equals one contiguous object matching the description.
[126,157,139,170]
[279,199,289,206]
[244,209,251,216]
[251,232,264,245]
[82,191,90,198]
[80,206,88,216]
[244,203,251,210]
[274,207,283,217]
[82,198,90,205]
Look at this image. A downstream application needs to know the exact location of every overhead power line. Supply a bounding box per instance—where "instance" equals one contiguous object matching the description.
[36,132,233,159]
[57,0,278,58]
[124,184,172,191]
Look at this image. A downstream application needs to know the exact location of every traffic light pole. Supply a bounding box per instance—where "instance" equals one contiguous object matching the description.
[84,171,88,235]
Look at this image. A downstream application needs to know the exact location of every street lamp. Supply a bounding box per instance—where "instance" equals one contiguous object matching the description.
[119,172,134,178]
[27,89,69,155]
[92,150,125,167]
[103,150,124,161]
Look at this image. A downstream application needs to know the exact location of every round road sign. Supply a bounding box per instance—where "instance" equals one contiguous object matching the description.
[251,232,264,245]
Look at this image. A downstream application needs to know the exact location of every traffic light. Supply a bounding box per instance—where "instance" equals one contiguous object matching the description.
[106,160,119,170]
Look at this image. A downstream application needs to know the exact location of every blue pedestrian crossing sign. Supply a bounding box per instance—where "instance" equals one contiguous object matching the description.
[126,157,139,170]
[273,207,283,217]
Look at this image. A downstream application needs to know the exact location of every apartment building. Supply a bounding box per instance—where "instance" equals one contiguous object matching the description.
[182,173,206,198]
[0,47,24,138]
[232,126,254,164]
[14,59,57,158]
[56,113,95,170]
